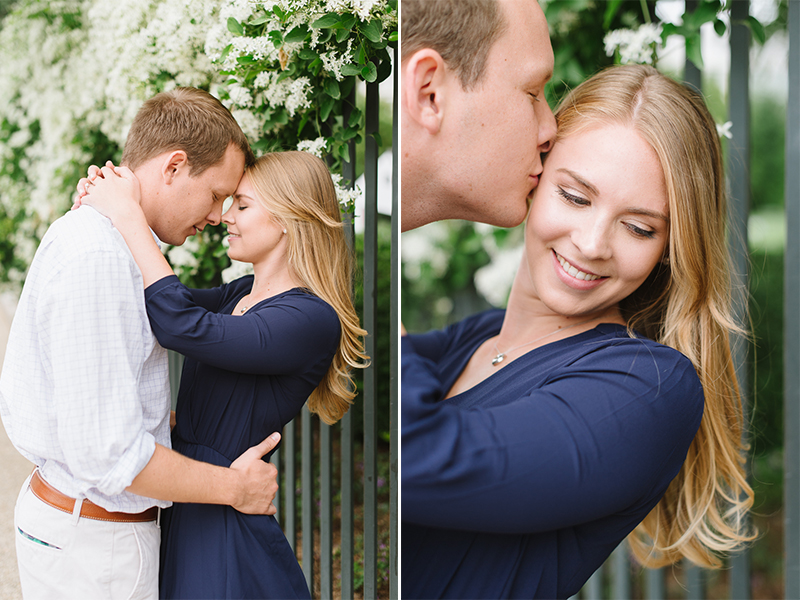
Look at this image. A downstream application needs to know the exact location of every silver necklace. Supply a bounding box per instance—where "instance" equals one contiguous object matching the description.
[491,318,595,366]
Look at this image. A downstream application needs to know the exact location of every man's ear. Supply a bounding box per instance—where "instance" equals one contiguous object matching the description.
[402,49,451,135]
[160,150,189,184]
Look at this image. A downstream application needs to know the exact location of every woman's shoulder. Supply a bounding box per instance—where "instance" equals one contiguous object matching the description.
[572,323,704,410]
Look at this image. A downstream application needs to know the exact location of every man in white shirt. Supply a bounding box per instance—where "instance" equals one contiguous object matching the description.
[0,87,280,599]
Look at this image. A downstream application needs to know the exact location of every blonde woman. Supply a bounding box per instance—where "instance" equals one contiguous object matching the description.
[402,64,753,599]
[79,151,368,599]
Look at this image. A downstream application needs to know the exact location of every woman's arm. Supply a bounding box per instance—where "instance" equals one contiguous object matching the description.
[80,166,174,287]
[402,340,705,534]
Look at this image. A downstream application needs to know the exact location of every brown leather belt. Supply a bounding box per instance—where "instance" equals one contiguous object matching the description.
[30,470,158,523]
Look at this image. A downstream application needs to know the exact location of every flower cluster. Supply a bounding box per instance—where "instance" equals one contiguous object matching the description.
[604,23,664,65]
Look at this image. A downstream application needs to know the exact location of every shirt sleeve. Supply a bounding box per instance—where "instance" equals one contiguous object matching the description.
[144,275,340,375]
[401,340,704,534]
[36,249,156,497]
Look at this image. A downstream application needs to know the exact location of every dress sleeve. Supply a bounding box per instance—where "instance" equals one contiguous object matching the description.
[185,286,225,312]
[401,340,704,534]
[144,275,339,375]
[37,250,156,496]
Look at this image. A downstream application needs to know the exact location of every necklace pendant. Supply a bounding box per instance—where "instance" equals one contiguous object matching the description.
[240,305,247,314]
[491,353,505,366]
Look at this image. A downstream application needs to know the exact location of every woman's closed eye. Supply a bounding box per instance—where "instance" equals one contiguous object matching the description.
[557,186,589,207]
[624,222,656,239]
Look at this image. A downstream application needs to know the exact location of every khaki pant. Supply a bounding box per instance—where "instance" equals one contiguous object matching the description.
[14,474,159,600]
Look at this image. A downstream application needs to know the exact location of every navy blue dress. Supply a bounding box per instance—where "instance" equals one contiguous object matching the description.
[401,309,704,599]
[144,275,340,600]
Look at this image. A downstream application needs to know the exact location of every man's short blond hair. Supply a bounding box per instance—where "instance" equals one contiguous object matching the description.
[122,87,254,176]
[401,0,508,90]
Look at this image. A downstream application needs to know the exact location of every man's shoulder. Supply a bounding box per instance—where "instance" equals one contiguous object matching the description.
[41,207,127,257]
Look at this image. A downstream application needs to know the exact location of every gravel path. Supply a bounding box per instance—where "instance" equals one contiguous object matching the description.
[0,295,32,600]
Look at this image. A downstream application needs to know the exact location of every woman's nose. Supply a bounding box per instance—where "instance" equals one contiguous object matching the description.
[573,217,612,261]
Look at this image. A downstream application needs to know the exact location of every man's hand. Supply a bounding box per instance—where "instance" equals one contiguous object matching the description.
[229,432,281,515]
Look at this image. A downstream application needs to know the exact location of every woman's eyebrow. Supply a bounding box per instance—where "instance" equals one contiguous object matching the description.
[556,168,599,195]
[627,207,670,222]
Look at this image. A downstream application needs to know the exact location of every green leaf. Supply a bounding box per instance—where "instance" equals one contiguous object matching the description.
[361,61,377,82]
[684,34,704,69]
[336,27,350,43]
[268,30,283,47]
[338,142,351,163]
[298,48,317,60]
[341,126,359,141]
[273,109,289,126]
[227,17,244,36]
[324,78,341,99]
[236,55,255,65]
[372,131,383,148]
[661,22,678,41]
[311,13,340,28]
[297,112,311,136]
[285,24,309,44]
[219,43,232,62]
[272,5,285,20]
[348,108,363,128]
[745,15,766,45]
[388,31,398,43]
[360,20,382,43]
[320,95,336,121]
[249,15,268,26]
[341,63,363,77]
[340,14,358,30]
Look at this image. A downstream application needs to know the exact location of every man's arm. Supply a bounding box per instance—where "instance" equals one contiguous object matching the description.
[128,435,280,515]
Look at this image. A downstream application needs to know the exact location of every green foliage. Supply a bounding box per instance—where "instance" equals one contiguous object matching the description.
[220,1,397,193]
[401,222,495,333]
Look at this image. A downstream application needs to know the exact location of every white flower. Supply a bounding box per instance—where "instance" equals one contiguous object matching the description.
[297,137,327,158]
[604,23,663,65]
[228,83,254,107]
[716,121,733,139]
[232,108,263,141]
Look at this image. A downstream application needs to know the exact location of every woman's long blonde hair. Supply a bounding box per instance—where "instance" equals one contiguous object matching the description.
[246,151,369,425]
[554,64,754,568]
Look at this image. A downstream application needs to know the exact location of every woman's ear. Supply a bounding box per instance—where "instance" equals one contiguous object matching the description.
[402,49,450,135]
[160,150,189,184]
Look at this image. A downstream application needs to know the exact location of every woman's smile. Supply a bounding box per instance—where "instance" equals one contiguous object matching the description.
[554,251,603,281]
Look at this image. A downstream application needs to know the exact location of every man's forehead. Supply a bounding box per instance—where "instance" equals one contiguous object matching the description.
[493,0,553,75]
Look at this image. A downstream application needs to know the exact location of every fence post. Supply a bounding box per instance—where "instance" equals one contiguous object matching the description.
[728,2,753,598]
[389,45,399,600]
[340,86,358,600]
[301,409,315,589]
[784,1,800,597]
[362,79,380,599]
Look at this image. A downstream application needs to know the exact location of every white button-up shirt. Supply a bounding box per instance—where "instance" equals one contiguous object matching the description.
[0,206,172,513]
